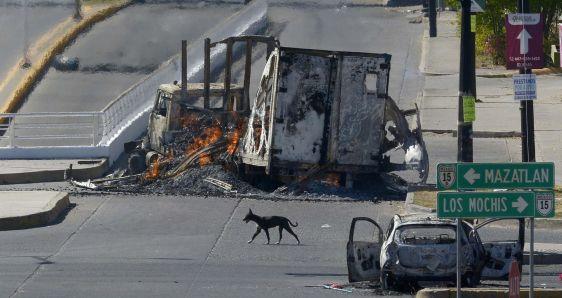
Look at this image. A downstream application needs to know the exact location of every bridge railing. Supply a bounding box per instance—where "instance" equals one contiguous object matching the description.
[0,112,103,147]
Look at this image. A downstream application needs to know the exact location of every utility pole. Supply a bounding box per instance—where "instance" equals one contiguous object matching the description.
[429,0,437,37]
[456,2,475,297]
[457,0,474,163]
[518,1,535,297]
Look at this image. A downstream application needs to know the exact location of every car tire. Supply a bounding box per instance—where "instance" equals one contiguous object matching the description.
[381,272,395,290]
[128,152,146,174]
[461,272,478,287]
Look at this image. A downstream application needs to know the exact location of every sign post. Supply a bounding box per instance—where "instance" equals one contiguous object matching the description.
[437,161,555,298]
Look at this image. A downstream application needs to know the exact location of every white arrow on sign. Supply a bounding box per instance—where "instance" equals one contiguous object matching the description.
[517,28,532,55]
[464,168,481,185]
[512,197,529,213]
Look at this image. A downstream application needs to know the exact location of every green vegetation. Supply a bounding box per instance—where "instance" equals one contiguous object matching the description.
[82,0,127,5]
[412,191,437,210]
[445,0,562,67]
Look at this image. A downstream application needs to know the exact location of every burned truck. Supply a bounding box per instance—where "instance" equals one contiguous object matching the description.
[125,35,428,188]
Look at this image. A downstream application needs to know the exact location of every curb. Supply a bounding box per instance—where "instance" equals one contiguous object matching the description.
[405,192,435,213]
[0,192,70,231]
[416,288,562,298]
[422,129,522,138]
[0,159,108,184]
[477,67,562,78]
[1,0,133,114]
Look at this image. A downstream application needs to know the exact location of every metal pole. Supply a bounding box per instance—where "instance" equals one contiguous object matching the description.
[456,218,461,298]
[74,0,82,20]
[242,40,253,112]
[224,40,233,109]
[518,0,535,164]
[530,218,534,298]
[22,0,31,68]
[457,0,473,163]
[429,0,437,37]
[181,40,187,102]
[204,38,211,109]
[517,1,534,297]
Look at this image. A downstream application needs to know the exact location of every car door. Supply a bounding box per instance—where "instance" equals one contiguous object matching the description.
[347,217,384,282]
[475,219,524,280]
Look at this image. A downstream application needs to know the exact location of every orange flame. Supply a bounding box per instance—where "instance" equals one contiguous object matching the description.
[324,173,341,187]
[185,126,222,166]
[145,157,160,180]
[226,128,240,155]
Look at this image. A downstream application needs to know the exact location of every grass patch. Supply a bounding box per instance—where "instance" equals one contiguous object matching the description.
[83,0,126,5]
[412,191,437,210]
[412,186,562,218]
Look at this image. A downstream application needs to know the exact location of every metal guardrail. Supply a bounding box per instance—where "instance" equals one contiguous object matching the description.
[0,112,103,147]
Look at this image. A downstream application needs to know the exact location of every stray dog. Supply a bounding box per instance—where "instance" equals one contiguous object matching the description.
[243,208,300,245]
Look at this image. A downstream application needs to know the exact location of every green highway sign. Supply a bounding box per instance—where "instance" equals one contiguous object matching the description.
[437,162,555,190]
[437,191,555,219]
[437,191,535,218]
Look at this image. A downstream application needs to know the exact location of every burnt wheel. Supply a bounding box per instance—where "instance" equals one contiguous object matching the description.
[128,152,146,174]
[461,272,478,287]
[380,272,395,290]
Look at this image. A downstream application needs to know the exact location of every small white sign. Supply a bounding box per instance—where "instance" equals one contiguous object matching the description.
[513,74,537,101]
[507,13,541,26]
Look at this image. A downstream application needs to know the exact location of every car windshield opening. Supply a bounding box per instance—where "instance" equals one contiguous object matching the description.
[394,225,456,245]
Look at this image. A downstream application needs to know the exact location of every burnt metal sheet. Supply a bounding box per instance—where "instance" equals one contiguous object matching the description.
[336,56,388,166]
[271,51,333,164]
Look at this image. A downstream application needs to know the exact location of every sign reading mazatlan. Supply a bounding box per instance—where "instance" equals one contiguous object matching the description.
[437,162,555,190]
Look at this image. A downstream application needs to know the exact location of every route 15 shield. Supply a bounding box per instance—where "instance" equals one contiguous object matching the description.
[437,163,456,190]
[535,192,554,218]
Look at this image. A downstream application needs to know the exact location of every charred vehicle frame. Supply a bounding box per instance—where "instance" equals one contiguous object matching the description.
[347,215,524,290]
[124,35,429,188]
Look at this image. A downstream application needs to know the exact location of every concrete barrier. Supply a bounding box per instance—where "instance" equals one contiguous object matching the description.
[0,192,70,231]
[416,288,562,298]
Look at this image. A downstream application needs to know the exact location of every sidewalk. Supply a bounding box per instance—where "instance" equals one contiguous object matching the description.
[409,10,562,277]
[419,11,562,186]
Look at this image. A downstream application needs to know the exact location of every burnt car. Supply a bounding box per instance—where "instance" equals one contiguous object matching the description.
[347,215,522,290]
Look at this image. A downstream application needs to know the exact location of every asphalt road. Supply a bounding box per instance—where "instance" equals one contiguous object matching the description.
[19,2,423,113]
[0,0,74,106]
[268,3,424,109]
[0,194,409,298]
[19,2,240,113]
